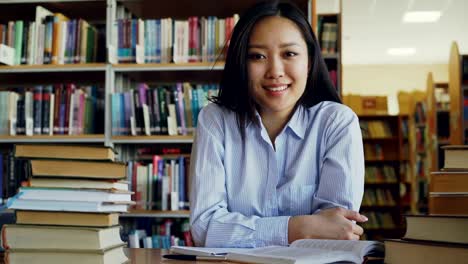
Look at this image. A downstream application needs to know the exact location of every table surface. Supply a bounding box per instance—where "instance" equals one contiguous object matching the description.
[125,248,230,264]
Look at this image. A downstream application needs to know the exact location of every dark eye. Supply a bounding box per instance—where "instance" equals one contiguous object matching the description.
[285,51,298,57]
[247,53,266,60]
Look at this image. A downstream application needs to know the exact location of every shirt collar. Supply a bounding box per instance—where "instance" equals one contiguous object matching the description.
[286,105,306,139]
[247,105,307,140]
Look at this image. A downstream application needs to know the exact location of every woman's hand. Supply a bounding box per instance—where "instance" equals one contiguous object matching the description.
[288,207,367,243]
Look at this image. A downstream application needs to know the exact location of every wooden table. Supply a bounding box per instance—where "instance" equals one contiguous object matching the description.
[125,248,230,264]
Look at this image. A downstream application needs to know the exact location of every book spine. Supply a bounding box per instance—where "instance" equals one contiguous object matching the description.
[33,86,43,134]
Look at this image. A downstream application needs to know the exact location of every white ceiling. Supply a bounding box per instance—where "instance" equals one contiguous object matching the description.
[323,0,468,65]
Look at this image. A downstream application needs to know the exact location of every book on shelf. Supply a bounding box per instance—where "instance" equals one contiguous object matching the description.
[114,14,238,64]
[17,187,132,202]
[112,82,217,136]
[404,215,468,244]
[5,245,128,264]
[16,211,119,227]
[384,239,468,264]
[0,84,103,136]
[170,239,384,264]
[14,144,115,161]
[2,224,125,250]
[2,5,101,66]
[124,218,193,249]
[30,159,126,179]
[441,145,468,170]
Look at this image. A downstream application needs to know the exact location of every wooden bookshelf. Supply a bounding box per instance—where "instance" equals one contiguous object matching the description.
[0,0,325,247]
[317,13,342,97]
[449,41,468,145]
[360,114,409,240]
[407,91,430,214]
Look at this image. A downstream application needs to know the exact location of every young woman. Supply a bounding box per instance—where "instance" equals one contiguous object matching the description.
[190,0,367,247]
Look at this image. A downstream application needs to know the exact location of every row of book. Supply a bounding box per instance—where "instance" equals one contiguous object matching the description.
[362,189,396,206]
[365,165,397,183]
[128,155,190,211]
[0,84,104,136]
[317,19,338,55]
[112,82,218,136]
[0,6,100,65]
[415,126,427,152]
[413,101,427,124]
[364,143,384,160]
[360,120,393,138]
[115,15,239,63]
[3,144,132,263]
[122,218,193,249]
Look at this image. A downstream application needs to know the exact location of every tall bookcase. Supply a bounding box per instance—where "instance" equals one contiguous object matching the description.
[359,114,409,241]
[0,0,325,246]
[316,12,342,96]
[425,72,450,172]
[449,41,468,145]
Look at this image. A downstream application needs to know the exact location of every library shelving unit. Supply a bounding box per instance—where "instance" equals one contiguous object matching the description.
[425,72,451,172]
[359,114,409,240]
[316,12,342,97]
[426,73,438,174]
[0,0,320,245]
[434,80,450,169]
[449,41,468,145]
[408,91,430,214]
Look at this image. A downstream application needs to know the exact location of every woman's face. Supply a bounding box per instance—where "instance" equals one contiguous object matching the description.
[247,16,309,118]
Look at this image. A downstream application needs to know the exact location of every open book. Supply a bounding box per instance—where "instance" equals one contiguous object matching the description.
[171,239,384,264]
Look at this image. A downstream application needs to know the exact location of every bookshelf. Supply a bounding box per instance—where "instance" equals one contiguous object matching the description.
[316,12,341,96]
[408,91,430,214]
[449,41,468,145]
[425,73,451,172]
[426,73,439,177]
[0,0,322,248]
[359,114,409,240]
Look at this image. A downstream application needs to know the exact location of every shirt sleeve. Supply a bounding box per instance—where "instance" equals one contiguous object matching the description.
[312,106,365,212]
[189,106,290,248]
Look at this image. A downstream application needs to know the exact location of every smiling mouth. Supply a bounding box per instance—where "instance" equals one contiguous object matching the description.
[263,84,290,92]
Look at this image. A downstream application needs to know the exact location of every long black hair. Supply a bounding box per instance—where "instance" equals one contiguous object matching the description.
[210,0,341,136]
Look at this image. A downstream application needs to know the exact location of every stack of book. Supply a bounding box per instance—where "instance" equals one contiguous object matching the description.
[3,144,133,264]
[429,145,468,215]
[384,215,468,263]
[384,145,468,263]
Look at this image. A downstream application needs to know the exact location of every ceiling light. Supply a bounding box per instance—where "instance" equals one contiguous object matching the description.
[403,11,442,23]
[387,48,416,56]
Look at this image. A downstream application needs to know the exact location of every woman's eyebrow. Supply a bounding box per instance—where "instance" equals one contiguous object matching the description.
[248,42,300,49]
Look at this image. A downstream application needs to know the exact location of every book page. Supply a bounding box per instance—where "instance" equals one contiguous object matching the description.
[227,246,359,264]
[290,239,384,257]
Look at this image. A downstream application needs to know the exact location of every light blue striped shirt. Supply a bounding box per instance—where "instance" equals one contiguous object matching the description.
[189,101,364,248]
